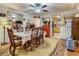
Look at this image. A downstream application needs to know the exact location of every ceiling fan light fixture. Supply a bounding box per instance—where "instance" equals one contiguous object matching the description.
[35,9,40,13]
[57,15,60,18]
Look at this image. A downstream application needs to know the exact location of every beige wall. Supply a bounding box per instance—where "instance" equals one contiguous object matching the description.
[0,4,33,44]
[0,3,24,11]
[41,11,72,39]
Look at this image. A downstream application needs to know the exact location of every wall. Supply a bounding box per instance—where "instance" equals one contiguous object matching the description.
[23,13,34,23]
[0,5,33,44]
[41,9,79,17]
[33,18,41,27]
[0,28,4,44]
[41,11,73,39]
[22,12,33,32]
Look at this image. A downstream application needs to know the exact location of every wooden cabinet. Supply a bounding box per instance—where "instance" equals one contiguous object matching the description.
[72,17,79,40]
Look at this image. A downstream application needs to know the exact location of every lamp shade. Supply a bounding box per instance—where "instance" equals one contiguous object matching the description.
[0,13,6,17]
[0,20,11,28]
[15,21,22,24]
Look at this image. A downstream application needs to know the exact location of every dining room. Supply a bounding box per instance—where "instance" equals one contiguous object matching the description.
[0,3,73,56]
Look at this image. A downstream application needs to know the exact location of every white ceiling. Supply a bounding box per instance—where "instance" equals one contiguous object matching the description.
[0,3,79,15]
[19,3,79,15]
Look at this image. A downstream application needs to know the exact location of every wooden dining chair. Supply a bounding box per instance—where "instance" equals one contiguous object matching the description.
[30,27,39,50]
[7,28,22,56]
[37,27,44,45]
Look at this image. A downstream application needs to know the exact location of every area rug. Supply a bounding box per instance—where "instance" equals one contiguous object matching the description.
[0,38,66,56]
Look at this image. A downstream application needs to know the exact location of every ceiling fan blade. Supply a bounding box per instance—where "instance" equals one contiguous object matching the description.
[24,9,34,12]
[29,4,35,8]
[42,10,48,12]
[42,5,47,8]
[35,3,41,7]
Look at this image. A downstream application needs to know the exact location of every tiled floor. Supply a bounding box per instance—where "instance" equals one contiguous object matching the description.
[67,47,79,56]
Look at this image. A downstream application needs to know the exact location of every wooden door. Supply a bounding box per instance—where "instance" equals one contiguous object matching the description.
[72,17,79,40]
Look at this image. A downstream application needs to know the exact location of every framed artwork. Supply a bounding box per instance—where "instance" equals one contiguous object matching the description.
[45,17,50,21]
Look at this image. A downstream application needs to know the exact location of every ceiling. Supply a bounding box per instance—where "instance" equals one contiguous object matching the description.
[20,3,79,15]
[0,3,79,15]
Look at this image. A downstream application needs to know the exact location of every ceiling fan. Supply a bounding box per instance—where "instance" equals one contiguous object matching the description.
[25,3,48,13]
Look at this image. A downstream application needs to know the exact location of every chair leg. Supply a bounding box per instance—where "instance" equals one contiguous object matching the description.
[42,37,44,43]
[13,47,16,56]
[25,42,28,52]
[30,42,33,51]
[30,40,34,51]
[37,38,41,45]
[39,37,44,44]
[9,45,16,56]
[36,39,39,47]
[9,45,12,55]
[38,39,41,45]
[30,45,33,51]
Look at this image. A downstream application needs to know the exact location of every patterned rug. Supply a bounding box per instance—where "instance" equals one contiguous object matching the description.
[52,39,67,56]
[0,38,66,56]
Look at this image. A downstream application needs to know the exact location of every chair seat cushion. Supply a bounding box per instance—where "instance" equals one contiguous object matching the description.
[15,40,22,46]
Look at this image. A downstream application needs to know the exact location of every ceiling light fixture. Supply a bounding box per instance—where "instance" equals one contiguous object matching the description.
[35,9,40,13]
[57,15,60,18]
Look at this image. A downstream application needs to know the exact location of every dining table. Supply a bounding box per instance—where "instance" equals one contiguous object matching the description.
[14,31,31,45]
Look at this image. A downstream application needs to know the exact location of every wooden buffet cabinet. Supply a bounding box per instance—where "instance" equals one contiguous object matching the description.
[72,17,79,45]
